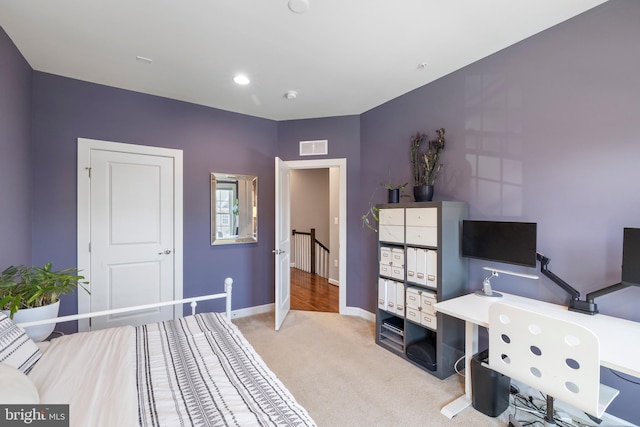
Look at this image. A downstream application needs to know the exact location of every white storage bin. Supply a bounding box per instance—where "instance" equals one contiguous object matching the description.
[406,286,437,326]
[391,248,405,267]
[379,263,392,278]
[406,225,437,247]
[379,209,405,243]
[406,287,421,310]
[391,266,404,281]
[406,307,421,324]
[405,207,438,246]
[421,312,437,330]
[394,281,405,315]
[407,248,429,286]
[406,208,437,227]
[426,249,438,288]
[379,247,392,265]
[378,278,387,310]
[387,281,396,312]
[379,225,404,244]
[420,291,437,315]
[379,209,405,226]
[406,247,416,281]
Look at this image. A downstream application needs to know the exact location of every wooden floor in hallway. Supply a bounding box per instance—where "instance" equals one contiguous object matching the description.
[290,267,338,313]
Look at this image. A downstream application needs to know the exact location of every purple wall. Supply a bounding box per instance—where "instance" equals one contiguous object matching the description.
[30,72,278,321]
[0,26,31,267]
[277,116,362,306]
[361,2,640,422]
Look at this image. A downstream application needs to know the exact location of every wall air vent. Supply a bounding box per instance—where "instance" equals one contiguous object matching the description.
[299,139,328,156]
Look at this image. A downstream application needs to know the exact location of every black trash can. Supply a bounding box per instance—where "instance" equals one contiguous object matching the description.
[471,349,510,417]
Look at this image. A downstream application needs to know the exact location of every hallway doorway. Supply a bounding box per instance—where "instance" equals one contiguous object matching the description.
[275,158,346,327]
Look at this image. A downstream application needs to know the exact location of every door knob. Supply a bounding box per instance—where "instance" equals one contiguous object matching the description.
[272,249,285,255]
[159,249,172,254]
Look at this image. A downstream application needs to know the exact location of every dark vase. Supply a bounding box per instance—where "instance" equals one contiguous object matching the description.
[413,185,434,202]
[388,188,400,203]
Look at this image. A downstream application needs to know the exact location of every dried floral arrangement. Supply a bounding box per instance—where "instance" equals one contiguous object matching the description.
[410,128,446,186]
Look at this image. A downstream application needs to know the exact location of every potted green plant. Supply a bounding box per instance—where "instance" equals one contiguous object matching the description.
[361,180,408,232]
[0,263,89,341]
[410,128,446,202]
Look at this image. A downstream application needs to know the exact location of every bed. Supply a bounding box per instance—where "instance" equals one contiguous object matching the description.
[0,278,316,427]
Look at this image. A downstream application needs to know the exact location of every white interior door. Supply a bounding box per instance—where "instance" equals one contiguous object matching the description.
[77,138,183,331]
[274,157,291,331]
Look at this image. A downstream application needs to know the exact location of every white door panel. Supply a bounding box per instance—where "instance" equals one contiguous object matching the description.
[106,262,162,320]
[108,162,161,243]
[275,157,291,331]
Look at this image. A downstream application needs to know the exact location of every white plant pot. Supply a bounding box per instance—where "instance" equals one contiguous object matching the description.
[2,300,60,342]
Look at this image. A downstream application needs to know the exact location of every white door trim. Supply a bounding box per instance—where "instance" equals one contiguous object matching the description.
[283,158,347,315]
[77,138,183,332]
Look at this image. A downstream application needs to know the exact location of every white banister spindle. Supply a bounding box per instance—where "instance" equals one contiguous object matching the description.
[292,231,329,278]
[305,235,310,271]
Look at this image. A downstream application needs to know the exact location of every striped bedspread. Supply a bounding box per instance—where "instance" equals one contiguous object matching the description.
[136,313,316,427]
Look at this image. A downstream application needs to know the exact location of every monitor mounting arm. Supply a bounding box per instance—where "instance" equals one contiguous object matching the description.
[536,252,598,315]
[585,282,631,315]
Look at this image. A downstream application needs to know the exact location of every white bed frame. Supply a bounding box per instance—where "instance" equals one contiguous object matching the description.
[16,277,233,330]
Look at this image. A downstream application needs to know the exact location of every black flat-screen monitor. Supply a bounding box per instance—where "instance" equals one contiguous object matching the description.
[621,227,640,286]
[462,220,537,268]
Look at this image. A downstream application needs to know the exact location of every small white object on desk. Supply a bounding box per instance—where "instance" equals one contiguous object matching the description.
[476,266,539,298]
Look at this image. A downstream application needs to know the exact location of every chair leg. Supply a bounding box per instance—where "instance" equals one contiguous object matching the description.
[585,413,603,425]
[544,395,556,426]
[508,414,523,427]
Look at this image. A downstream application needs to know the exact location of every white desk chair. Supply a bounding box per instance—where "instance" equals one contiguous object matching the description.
[488,301,619,425]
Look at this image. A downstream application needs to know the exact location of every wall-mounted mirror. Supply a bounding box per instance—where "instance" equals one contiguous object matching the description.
[211,173,257,245]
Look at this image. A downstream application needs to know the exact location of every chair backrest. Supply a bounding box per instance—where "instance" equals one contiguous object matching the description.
[488,301,618,418]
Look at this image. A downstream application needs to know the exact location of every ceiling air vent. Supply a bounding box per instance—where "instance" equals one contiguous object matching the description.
[299,140,328,156]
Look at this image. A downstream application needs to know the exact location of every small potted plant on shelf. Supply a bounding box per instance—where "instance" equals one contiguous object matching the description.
[382,180,408,204]
[410,128,446,202]
[0,263,89,341]
[361,179,408,232]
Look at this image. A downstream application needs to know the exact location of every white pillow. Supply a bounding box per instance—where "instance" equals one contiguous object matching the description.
[0,363,39,404]
[0,312,42,373]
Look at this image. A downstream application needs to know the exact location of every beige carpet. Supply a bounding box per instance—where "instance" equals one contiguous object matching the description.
[234,310,513,427]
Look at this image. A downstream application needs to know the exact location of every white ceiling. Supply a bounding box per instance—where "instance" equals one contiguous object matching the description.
[0,0,607,121]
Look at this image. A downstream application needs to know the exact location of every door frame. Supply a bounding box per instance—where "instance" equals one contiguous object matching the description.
[77,138,184,332]
[282,158,347,314]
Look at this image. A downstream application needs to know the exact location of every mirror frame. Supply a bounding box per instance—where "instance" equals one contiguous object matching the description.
[210,172,258,245]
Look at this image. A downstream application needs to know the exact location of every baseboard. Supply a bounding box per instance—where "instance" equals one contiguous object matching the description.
[328,278,339,287]
[230,303,274,319]
[341,306,375,322]
[231,302,375,323]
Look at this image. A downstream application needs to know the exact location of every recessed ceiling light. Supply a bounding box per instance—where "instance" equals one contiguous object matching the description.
[284,91,298,100]
[288,0,310,14]
[233,74,250,85]
[417,63,428,70]
[135,55,153,64]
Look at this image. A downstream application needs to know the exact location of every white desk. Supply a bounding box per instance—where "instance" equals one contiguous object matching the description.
[434,292,640,419]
